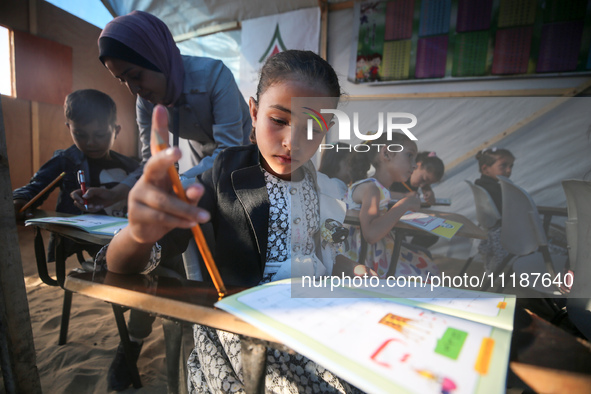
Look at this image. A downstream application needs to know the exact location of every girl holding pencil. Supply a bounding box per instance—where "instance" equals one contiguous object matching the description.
[343,134,440,279]
[102,50,361,392]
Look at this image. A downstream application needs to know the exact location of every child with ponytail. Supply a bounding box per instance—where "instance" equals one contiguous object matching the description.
[343,133,440,279]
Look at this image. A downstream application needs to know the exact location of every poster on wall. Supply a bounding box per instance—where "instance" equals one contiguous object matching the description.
[240,7,321,99]
[349,0,591,84]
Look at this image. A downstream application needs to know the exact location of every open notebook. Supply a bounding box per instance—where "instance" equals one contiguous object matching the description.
[26,214,128,236]
[216,279,515,394]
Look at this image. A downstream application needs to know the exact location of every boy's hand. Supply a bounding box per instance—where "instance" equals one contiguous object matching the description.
[71,184,131,212]
[421,187,435,205]
[13,199,33,220]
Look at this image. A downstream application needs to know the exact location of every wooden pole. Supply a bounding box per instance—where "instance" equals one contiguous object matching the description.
[318,0,328,60]
[0,90,42,393]
[445,78,591,172]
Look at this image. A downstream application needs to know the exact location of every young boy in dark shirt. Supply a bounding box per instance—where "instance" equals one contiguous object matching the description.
[13,89,139,259]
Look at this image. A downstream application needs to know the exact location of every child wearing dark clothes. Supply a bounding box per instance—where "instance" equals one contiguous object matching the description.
[13,89,139,261]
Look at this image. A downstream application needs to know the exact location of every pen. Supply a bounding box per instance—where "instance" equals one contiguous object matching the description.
[77,170,88,210]
[153,125,227,298]
[19,172,66,213]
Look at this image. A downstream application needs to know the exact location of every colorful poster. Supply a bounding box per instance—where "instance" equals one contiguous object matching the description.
[456,0,493,32]
[452,31,489,76]
[415,36,448,78]
[418,0,452,37]
[350,0,590,84]
[492,27,533,75]
[537,21,585,73]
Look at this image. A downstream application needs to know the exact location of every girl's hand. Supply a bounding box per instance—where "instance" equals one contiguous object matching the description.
[106,106,210,274]
[126,151,210,246]
[127,104,210,245]
[400,192,421,212]
[353,264,378,277]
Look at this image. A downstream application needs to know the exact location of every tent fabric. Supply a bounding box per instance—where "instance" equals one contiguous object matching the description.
[102,0,319,34]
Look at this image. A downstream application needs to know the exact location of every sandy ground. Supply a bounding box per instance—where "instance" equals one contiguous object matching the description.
[9,226,193,393]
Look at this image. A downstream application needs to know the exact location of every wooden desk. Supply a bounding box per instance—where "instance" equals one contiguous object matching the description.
[65,270,591,393]
[344,209,486,276]
[66,271,289,393]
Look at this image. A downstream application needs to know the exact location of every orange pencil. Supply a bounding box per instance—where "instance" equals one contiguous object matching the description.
[153,130,227,298]
[401,182,414,193]
[19,172,66,213]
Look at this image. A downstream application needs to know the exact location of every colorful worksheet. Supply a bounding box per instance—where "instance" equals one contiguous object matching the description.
[400,211,463,239]
[26,214,128,236]
[216,279,515,394]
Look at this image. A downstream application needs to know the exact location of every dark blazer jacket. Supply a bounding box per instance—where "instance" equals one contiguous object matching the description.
[199,144,270,286]
[165,144,270,286]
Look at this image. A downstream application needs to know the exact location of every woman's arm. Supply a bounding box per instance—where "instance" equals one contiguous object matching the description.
[182,64,250,179]
[354,183,420,245]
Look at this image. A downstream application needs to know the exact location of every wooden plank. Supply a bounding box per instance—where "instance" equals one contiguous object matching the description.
[346,88,570,100]
[1,97,32,192]
[319,0,328,60]
[445,78,591,172]
[173,21,241,42]
[328,1,354,11]
[65,272,279,343]
[0,86,42,394]
[13,30,72,106]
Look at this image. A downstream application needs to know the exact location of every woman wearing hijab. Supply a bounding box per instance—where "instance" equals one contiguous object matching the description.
[98,10,251,190]
[96,11,251,391]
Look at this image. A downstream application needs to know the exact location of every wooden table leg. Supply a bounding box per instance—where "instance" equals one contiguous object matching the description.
[386,229,404,277]
[241,336,267,394]
[162,318,184,394]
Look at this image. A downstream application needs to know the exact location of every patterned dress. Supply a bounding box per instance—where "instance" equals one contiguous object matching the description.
[187,168,360,393]
[343,178,439,279]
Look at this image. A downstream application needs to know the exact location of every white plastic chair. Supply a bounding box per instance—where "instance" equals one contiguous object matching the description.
[496,176,567,294]
[459,180,506,275]
[562,179,591,339]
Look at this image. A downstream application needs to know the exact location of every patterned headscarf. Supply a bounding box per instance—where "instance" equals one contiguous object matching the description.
[99,10,184,106]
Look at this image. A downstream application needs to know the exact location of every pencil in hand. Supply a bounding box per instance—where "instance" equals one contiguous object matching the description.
[151,105,227,298]
[19,172,66,213]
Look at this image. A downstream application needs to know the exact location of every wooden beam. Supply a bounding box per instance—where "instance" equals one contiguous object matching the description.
[173,21,241,42]
[0,84,42,394]
[346,88,571,100]
[328,1,355,11]
[319,0,328,60]
[445,78,591,172]
[28,0,40,183]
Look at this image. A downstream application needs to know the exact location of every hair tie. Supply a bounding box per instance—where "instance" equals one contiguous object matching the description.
[483,147,498,153]
[428,151,437,157]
